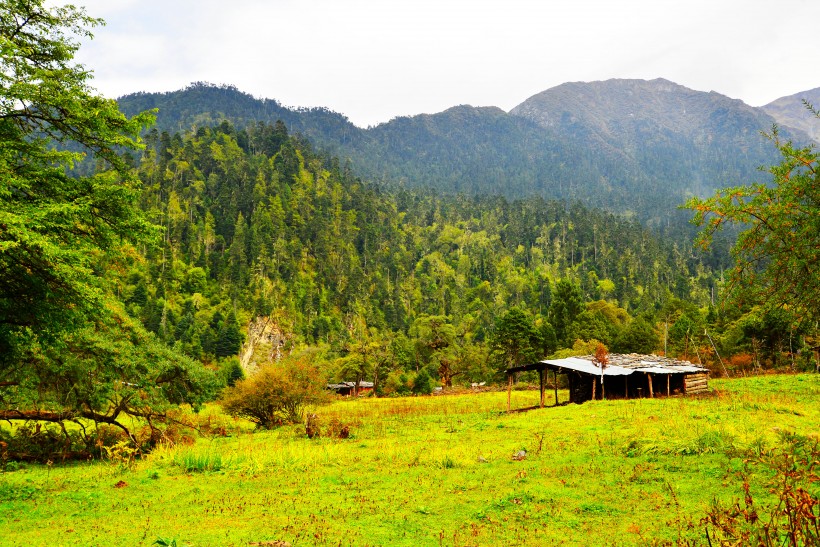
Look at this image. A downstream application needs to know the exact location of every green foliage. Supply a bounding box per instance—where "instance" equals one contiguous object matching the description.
[549,281,584,345]
[221,356,331,428]
[215,310,243,358]
[0,1,155,343]
[117,81,787,233]
[221,358,245,387]
[703,433,820,546]
[551,339,606,359]
[612,318,660,354]
[489,308,542,371]
[411,368,434,395]
[121,117,722,375]
[0,0,215,446]
[688,126,820,329]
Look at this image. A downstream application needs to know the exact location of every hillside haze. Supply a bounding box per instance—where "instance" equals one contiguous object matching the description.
[118,79,809,228]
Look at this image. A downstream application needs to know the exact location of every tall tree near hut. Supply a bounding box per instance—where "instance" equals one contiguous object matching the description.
[0,0,215,447]
[688,125,820,328]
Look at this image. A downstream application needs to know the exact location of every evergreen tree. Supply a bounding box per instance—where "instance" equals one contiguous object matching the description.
[489,308,541,371]
[549,280,584,346]
[216,310,243,358]
[612,318,660,354]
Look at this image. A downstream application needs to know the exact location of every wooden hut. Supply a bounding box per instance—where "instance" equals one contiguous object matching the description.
[505,354,709,411]
[327,381,374,397]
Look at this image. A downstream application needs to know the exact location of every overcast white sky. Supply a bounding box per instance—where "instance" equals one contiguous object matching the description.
[73,0,818,128]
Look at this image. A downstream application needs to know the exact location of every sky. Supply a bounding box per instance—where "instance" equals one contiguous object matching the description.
[72,0,819,128]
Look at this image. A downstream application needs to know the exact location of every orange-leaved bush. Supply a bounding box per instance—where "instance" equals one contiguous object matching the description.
[220,357,330,429]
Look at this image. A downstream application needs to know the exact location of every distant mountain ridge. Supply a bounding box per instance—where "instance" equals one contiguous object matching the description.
[118,79,813,228]
[762,86,820,142]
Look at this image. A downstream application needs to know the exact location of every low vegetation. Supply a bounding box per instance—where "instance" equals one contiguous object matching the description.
[1,374,818,546]
[220,355,331,428]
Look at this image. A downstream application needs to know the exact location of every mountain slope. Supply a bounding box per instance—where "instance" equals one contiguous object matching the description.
[117,82,369,153]
[761,87,820,142]
[118,80,806,228]
[510,78,788,209]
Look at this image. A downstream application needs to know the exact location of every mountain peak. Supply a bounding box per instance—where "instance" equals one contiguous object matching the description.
[509,77,764,139]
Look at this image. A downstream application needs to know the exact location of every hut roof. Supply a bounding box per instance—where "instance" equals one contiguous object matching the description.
[327,381,374,390]
[506,353,707,377]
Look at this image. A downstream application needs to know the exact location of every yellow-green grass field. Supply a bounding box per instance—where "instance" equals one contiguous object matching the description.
[1,374,818,546]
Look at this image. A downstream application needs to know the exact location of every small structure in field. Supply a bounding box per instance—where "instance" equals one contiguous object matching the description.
[505,354,709,411]
[327,381,374,397]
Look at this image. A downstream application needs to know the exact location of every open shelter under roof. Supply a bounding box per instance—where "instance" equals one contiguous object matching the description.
[505,354,710,411]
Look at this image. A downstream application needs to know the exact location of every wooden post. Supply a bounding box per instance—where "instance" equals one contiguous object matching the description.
[667,375,670,397]
[554,369,559,406]
[647,373,654,398]
[507,374,512,412]
[601,375,605,400]
[591,376,596,401]
[539,368,545,408]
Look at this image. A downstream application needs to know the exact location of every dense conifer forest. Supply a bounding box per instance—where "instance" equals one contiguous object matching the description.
[115,118,800,393]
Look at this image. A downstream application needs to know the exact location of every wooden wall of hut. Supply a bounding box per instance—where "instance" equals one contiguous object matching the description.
[683,373,709,394]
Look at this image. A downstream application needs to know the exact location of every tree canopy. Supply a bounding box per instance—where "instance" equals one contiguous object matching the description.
[0,0,215,447]
[688,128,820,328]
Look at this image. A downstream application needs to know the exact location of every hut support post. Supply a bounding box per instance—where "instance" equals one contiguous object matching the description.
[507,374,512,412]
[539,368,545,408]
[554,370,559,406]
[667,375,670,397]
[647,373,654,398]
[591,376,597,401]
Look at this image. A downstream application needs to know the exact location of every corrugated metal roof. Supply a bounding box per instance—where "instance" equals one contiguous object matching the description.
[542,357,633,376]
[508,354,708,377]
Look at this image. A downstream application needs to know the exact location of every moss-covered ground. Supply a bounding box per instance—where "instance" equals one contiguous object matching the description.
[1,374,818,546]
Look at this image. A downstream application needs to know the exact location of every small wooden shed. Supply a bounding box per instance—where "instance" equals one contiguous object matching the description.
[327,381,374,397]
[505,354,709,410]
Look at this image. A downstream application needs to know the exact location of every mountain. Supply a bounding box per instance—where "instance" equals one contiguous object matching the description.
[117,82,368,152]
[118,79,808,228]
[508,78,793,219]
[761,87,820,142]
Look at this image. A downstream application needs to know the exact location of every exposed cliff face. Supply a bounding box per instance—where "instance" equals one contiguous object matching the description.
[239,317,290,375]
[761,87,820,143]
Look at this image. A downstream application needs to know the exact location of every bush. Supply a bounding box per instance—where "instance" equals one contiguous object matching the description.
[702,432,819,546]
[220,357,331,429]
[412,368,434,395]
[383,370,413,396]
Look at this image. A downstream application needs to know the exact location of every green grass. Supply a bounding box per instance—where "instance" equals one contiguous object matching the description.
[1,374,818,546]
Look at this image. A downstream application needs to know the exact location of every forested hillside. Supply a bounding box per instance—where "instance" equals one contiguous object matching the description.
[117,80,807,231]
[122,119,733,388]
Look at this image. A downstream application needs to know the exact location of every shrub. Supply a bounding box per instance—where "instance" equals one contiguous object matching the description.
[728,352,755,373]
[383,370,413,396]
[703,432,819,546]
[220,356,331,429]
[412,368,434,395]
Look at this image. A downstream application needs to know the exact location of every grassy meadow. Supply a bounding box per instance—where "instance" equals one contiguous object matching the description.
[1,374,818,546]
